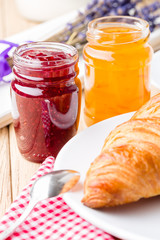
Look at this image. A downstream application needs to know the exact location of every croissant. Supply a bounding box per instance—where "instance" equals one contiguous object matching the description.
[82,93,160,208]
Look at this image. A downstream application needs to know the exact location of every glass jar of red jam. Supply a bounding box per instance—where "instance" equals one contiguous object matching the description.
[11,42,81,163]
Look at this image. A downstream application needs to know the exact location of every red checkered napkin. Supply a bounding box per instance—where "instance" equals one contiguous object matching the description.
[0,157,115,240]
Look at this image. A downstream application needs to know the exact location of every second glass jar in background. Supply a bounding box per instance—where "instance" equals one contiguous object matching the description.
[83,16,153,126]
[11,42,81,163]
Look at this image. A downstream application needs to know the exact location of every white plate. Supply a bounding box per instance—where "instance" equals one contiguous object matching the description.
[151,50,160,89]
[54,112,160,240]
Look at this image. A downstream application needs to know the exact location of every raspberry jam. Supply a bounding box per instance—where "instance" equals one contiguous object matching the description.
[11,42,81,163]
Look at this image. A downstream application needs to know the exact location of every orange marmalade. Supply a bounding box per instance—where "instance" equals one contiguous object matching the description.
[83,16,153,126]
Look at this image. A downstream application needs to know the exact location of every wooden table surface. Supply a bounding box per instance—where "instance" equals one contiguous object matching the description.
[0,0,160,220]
[0,0,41,218]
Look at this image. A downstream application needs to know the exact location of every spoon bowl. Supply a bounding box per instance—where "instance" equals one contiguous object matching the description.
[30,170,80,202]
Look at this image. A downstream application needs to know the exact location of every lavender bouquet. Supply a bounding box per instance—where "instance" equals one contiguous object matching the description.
[46,0,160,52]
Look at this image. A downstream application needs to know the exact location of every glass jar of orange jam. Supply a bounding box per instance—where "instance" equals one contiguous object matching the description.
[83,16,153,126]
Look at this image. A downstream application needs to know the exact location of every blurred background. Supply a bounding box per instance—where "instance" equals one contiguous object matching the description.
[1,0,160,41]
[0,0,159,55]
[0,0,90,38]
[15,0,90,22]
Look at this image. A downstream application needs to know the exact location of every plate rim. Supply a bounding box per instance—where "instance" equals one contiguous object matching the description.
[151,50,160,89]
[54,112,157,240]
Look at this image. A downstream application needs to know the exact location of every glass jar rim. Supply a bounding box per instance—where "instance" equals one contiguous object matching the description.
[13,42,78,69]
[87,16,150,44]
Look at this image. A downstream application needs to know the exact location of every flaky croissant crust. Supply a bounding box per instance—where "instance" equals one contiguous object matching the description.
[82,94,160,208]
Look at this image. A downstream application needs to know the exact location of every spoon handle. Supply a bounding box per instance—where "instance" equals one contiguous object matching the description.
[0,200,37,240]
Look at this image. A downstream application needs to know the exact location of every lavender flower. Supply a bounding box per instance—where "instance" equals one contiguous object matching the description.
[47,0,160,51]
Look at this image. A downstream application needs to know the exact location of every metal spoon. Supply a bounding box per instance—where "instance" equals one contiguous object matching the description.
[0,169,80,240]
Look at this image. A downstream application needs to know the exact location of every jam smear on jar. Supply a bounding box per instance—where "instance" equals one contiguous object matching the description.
[11,42,81,163]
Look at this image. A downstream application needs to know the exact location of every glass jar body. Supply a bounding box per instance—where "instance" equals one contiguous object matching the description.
[83,16,153,126]
[11,42,81,163]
